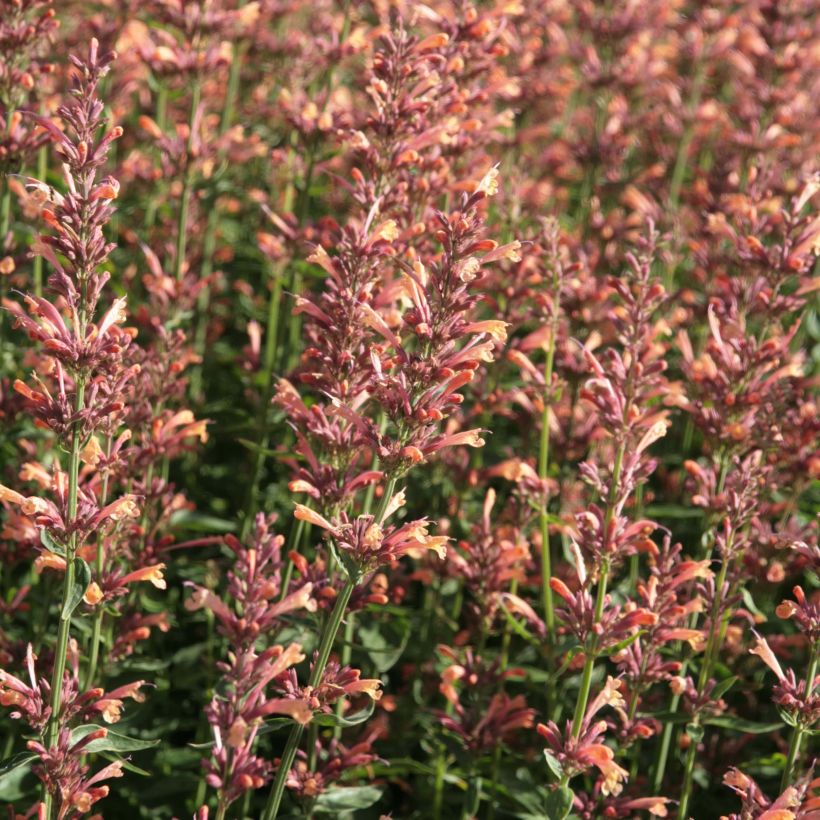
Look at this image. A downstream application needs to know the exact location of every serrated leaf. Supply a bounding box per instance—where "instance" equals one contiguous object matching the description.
[61,558,91,620]
[312,785,382,813]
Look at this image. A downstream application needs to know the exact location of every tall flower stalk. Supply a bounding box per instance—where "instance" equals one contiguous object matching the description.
[1,39,150,818]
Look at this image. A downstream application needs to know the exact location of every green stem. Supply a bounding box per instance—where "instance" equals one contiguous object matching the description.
[652,454,729,792]
[558,435,625,785]
[667,66,705,213]
[538,273,560,645]
[374,477,397,524]
[334,608,357,740]
[0,109,13,355]
[173,79,202,282]
[44,378,86,817]
[241,261,285,537]
[260,578,356,820]
[190,35,248,400]
[487,574,518,820]
[0,106,12,243]
[665,66,705,292]
[277,516,306,602]
[32,137,48,298]
[780,645,818,790]
[677,548,731,819]
[432,589,465,819]
[651,689,679,793]
[144,82,167,231]
[84,436,113,690]
[571,562,609,740]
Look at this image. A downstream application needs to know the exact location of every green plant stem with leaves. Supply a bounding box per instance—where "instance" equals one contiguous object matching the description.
[558,434,626,794]
[260,577,355,820]
[84,436,113,690]
[43,375,86,818]
[333,435,385,735]
[677,537,733,820]
[487,263,563,818]
[32,138,48,297]
[432,589,464,820]
[567,556,611,748]
[780,643,818,790]
[651,453,730,792]
[261,482,395,820]
[539,261,563,733]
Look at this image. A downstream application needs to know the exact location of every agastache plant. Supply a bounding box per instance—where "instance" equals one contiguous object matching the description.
[260,162,514,819]
[539,227,672,812]
[0,40,151,818]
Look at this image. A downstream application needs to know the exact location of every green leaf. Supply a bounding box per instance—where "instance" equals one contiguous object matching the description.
[711,676,739,700]
[170,510,237,533]
[40,528,65,556]
[312,785,382,813]
[543,751,563,780]
[0,752,37,801]
[236,438,292,458]
[685,722,704,743]
[645,505,704,519]
[0,751,36,777]
[71,724,160,754]
[741,588,767,622]
[544,785,574,819]
[498,601,541,644]
[358,620,411,673]
[704,716,782,734]
[606,630,645,655]
[61,558,91,620]
[464,775,482,816]
[258,717,298,736]
[311,700,375,729]
[98,752,152,776]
